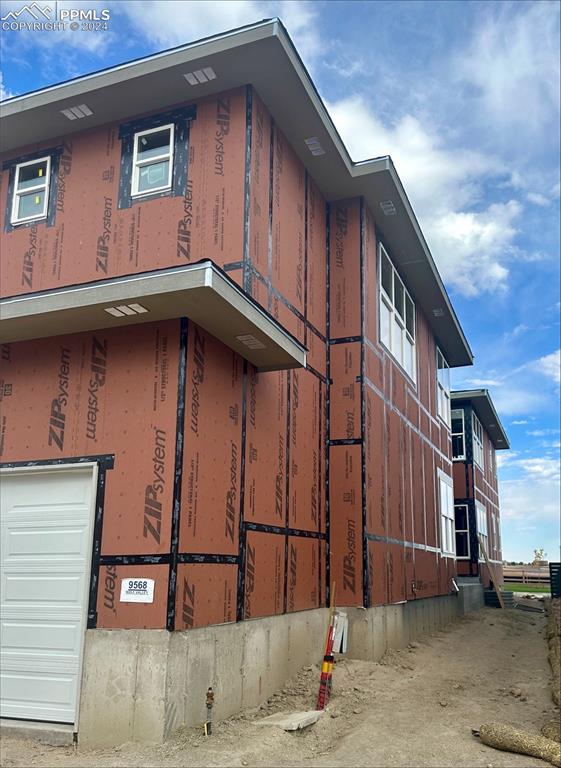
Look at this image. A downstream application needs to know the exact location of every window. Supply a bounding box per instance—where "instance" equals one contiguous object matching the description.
[436,348,451,426]
[379,244,416,381]
[491,511,501,557]
[454,504,470,558]
[488,444,495,476]
[438,469,455,557]
[476,501,487,561]
[451,409,465,460]
[472,413,484,469]
[11,156,51,225]
[132,124,174,197]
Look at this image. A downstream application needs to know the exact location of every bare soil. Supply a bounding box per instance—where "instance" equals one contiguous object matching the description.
[2,607,558,768]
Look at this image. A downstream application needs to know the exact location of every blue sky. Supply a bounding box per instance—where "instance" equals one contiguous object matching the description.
[1,0,559,563]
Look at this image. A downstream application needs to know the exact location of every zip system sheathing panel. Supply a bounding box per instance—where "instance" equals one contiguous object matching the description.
[327,197,457,609]
[0,84,457,630]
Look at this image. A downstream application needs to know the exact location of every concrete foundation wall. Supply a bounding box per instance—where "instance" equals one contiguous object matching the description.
[78,592,480,748]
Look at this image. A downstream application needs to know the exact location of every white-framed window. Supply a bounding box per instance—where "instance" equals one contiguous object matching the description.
[472,412,484,469]
[454,504,470,559]
[476,501,487,561]
[451,409,465,460]
[436,347,451,426]
[438,469,455,557]
[379,243,416,381]
[11,156,51,225]
[132,124,174,197]
[488,444,496,476]
[491,511,501,557]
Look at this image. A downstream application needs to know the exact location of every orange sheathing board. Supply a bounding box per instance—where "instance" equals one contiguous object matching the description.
[440,423,450,459]
[245,368,287,527]
[453,462,467,497]
[289,369,321,531]
[96,564,169,629]
[329,200,361,338]
[365,387,385,537]
[329,445,363,606]
[0,322,179,555]
[244,531,285,619]
[403,427,413,543]
[368,539,388,606]
[175,563,237,629]
[287,536,320,612]
[330,342,361,441]
[306,178,327,336]
[307,326,327,378]
[271,126,305,315]
[365,344,383,392]
[176,88,246,268]
[249,271,269,309]
[249,91,271,276]
[271,295,305,344]
[457,560,470,576]
[383,357,391,401]
[431,419,441,453]
[391,363,407,414]
[319,540,327,606]
[386,407,404,541]
[0,89,248,297]
[412,433,425,544]
[227,269,244,289]
[363,204,377,344]
[406,388,420,429]
[319,382,327,533]
[420,409,431,441]
[416,311,431,413]
[388,543,406,604]
[423,444,437,548]
[405,548,416,600]
[414,550,438,598]
[179,324,243,555]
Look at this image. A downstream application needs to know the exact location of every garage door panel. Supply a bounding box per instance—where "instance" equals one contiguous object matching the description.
[1,670,77,719]
[3,526,90,560]
[0,466,95,724]
[2,620,83,655]
[2,574,85,604]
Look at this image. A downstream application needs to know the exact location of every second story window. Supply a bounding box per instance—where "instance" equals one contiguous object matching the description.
[451,409,465,459]
[132,124,174,197]
[436,348,450,425]
[379,243,416,381]
[11,157,51,225]
[437,469,455,557]
[472,412,484,469]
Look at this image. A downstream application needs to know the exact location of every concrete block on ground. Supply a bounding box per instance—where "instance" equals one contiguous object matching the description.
[254,710,323,730]
[0,719,74,746]
[78,629,139,748]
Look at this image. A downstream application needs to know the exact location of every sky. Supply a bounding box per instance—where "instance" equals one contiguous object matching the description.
[1,0,559,563]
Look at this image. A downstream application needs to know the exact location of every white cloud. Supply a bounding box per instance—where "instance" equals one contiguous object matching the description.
[511,419,530,425]
[326,96,522,296]
[526,192,551,207]
[527,428,560,437]
[537,349,561,385]
[463,378,503,387]
[117,0,321,67]
[500,476,560,523]
[453,3,560,142]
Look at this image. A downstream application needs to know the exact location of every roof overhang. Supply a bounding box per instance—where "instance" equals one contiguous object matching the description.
[0,18,472,368]
[451,390,510,450]
[0,261,306,372]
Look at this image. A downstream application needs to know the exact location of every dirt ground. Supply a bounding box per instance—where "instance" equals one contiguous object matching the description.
[2,607,558,768]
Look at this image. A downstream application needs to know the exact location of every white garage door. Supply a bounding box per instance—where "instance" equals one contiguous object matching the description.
[0,464,97,724]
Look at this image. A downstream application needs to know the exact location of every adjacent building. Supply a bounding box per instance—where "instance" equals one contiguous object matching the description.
[451,390,509,587]
[0,18,506,745]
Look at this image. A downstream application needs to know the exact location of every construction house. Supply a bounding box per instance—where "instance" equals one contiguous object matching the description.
[451,390,509,587]
[0,19,502,745]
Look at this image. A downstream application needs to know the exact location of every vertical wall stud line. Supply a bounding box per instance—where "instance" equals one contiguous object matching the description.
[359,198,369,608]
[243,85,253,295]
[236,360,248,621]
[166,317,188,632]
[325,201,331,608]
[304,171,309,353]
[283,370,291,615]
[87,466,108,628]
